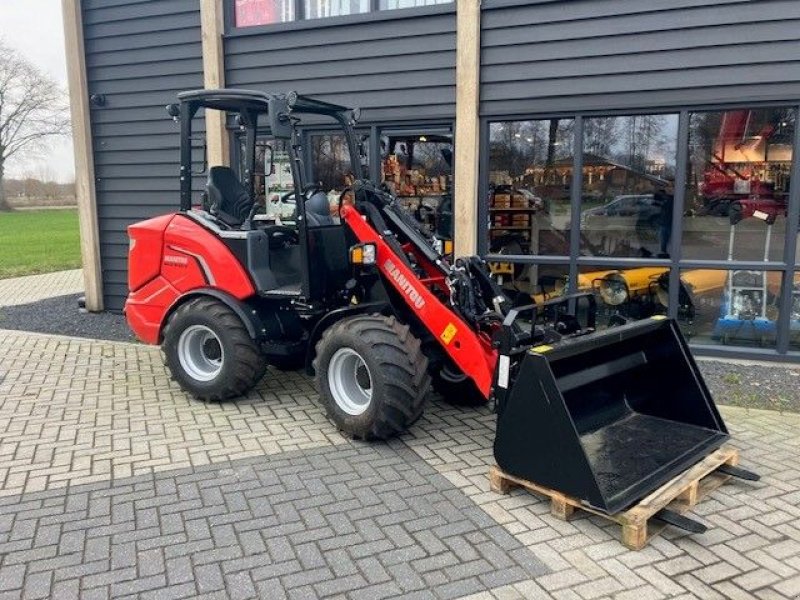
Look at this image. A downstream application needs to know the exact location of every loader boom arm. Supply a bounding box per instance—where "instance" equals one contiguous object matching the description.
[340,203,497,397]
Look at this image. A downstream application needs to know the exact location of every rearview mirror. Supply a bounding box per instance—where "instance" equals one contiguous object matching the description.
[351,107,361,124]
[268,97,293,139]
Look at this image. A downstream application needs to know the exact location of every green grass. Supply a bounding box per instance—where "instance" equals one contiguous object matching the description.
[0,209,82,279]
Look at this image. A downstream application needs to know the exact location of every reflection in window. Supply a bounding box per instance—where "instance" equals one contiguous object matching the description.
[381,132,453,238]
[580,114,678,258]
[379,0,452,9]
[488,119,574,278]
[677,268,782,348]
[309,133,368,208]
[234,0,294,26]
[683,108,795,262]
[791,273,800,351]
[579,265,669,326]
[304,0,369,19]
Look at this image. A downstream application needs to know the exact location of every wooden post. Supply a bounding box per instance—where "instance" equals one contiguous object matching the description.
[201,0,230,167]
[453,0,481,257]
[62,0,103,311]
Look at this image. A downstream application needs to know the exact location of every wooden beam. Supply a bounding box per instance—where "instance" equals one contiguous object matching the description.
[201,0,230,167]
[62,0,103,311]
[454,0,481,257]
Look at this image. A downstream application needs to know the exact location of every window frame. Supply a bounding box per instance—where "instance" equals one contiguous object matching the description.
[480,101,800,360]
[225,0,454,35]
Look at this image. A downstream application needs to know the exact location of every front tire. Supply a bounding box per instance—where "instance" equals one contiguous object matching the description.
[162,297,266,400]
[313,314,430,440]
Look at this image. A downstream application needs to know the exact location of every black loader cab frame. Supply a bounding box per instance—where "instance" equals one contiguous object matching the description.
[168,89,366,301]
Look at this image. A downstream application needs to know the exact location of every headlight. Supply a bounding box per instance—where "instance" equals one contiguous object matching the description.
[433,237,453,256]
[350,243,377,265]
[596,272,629,306]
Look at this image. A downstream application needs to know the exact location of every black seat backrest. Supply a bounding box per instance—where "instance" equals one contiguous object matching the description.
[207,166,253,227]
[304,190,335,227]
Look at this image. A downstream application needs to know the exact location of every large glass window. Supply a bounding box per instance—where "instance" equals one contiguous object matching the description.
[677,268,783,349]
[791,272,800,352]
[381,130,453,238]
[308,132,369,212]
[578,264,669,327]
[232,0,451,27]
[304,0,369,19]
[234,0,294,26]
[487,119,575,258]
[379,0,452,8]
[683,108,794,262]
[580,114,679,258]
[484,105,798,359]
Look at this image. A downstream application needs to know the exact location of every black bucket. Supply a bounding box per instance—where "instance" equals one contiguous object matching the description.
[494,317,729,515]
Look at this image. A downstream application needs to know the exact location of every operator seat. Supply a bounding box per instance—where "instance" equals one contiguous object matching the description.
[304,190,334,227]
[206,166,254,227]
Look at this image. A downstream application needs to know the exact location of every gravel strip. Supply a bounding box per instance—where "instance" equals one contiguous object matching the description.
[0,293,135,343]
[698,359,800,414]
[1,293,798,413]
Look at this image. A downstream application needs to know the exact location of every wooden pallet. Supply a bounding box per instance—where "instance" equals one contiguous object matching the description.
[489,445,739,550]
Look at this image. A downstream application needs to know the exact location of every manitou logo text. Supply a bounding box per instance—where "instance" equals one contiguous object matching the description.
[383,258,426,309]
[163,255,189,267]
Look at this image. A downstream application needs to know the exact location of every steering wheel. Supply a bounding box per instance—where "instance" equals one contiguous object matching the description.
[263,225,299,249]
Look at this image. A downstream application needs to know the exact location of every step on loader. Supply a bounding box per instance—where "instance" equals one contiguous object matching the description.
[125,89,757,522]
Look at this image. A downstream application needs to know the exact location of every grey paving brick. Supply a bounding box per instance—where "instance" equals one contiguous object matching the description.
[195,563,226,593]
[2,327,798,600]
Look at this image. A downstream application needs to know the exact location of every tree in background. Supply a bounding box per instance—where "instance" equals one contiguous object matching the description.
[0,40,70,211]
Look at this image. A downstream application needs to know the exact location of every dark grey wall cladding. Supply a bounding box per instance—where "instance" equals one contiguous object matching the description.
[223,7,457,123]
[480,0,800,117]
[83,0,203,310]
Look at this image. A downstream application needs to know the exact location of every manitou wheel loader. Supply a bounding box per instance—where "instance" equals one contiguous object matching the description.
[126,89,757,520]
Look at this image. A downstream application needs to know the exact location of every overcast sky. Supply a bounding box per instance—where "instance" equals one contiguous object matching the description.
[0,0,75,182]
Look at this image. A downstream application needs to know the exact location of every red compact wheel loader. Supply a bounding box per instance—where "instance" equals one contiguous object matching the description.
[126,89,757,522]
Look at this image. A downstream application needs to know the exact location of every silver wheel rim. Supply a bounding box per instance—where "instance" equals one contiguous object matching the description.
[328,347,373,416]
[177,325,224,382]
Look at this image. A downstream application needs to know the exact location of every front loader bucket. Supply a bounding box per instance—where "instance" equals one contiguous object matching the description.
[494,317,729,515]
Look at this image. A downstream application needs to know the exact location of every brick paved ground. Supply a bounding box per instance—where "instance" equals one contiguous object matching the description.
[0,270,83,307]
[1,325,799,599]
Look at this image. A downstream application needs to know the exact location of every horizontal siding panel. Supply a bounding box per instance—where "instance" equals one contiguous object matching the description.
[89,73,202,95]
[83,0,154,10]
[225,13,454,54]
[84,11,199,39]
[89,58,202,82]
[482,62,800,102]
[98,204,176,219]
[83,0,195,25]
[482,82,800,117]
[90,107,186,125]
[91,134,181,152]
[228,69,455,95]
[483,2,800,47]
[227,40,455,73]
[86,43,200,69]
[225,12,456,123]
[91,121,185,138]
[84,28,199,54]
[481,20,800,66]
[85,0,202,309]
[481,0,800,116]
[94,149,180,166]
[482,0,751,29]
[482,41,800,84]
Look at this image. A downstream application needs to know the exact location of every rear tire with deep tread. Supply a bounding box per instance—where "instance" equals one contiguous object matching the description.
[313,314,431,440]
[162,297,266,400]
